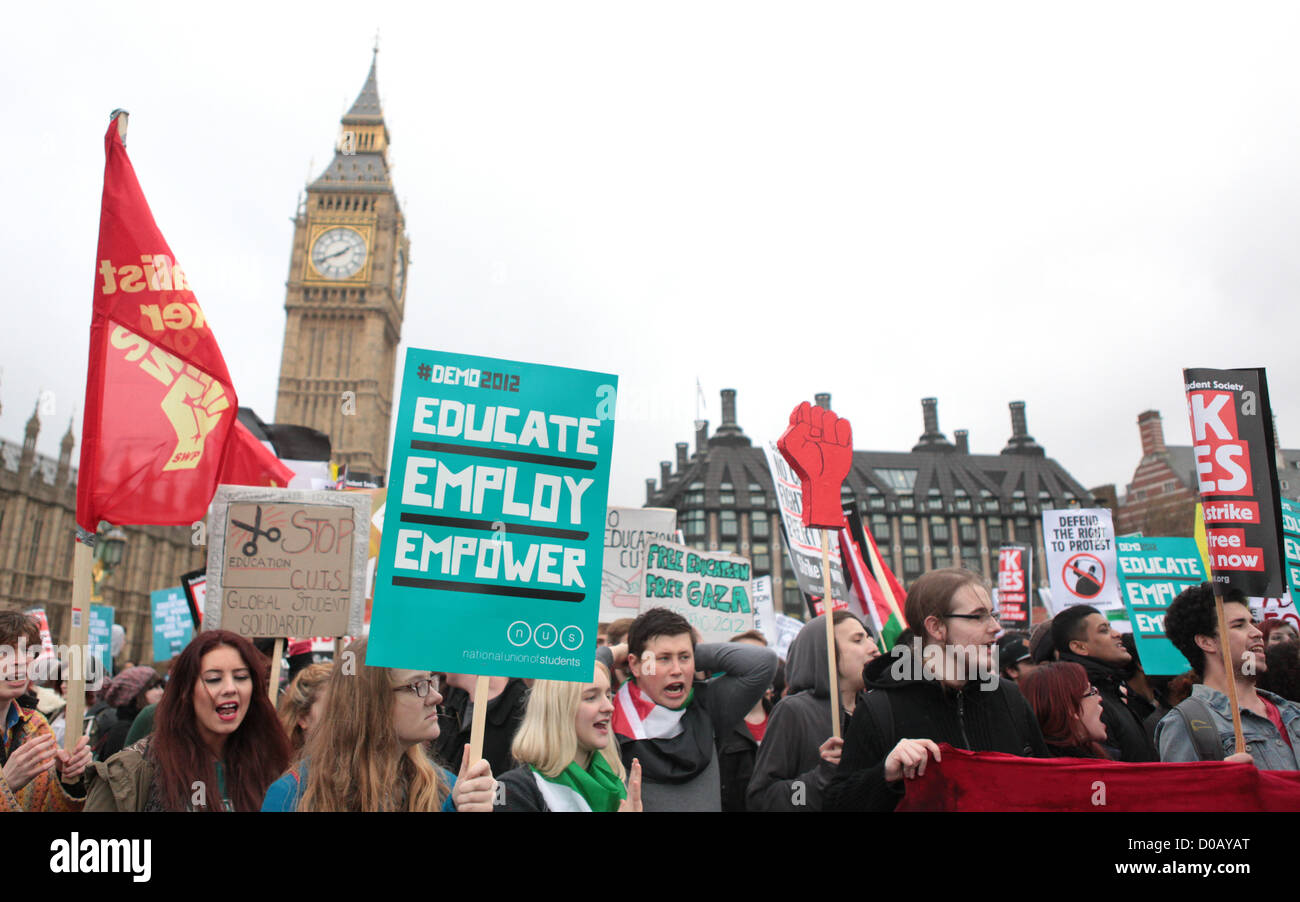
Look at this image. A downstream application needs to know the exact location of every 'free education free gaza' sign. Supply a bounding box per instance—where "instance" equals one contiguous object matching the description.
[368,349,617,681]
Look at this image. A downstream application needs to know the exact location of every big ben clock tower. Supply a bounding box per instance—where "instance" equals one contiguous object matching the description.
[275,49,409,480]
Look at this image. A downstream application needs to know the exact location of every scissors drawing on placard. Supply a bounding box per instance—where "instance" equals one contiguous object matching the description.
[231,506,282,557]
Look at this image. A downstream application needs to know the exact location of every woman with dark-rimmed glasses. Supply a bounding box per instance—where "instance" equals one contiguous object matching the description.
[262,636,495,811]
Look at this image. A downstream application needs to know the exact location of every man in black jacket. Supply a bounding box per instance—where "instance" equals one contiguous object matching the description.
[825,570,1048,812]
[1052,605,1157,762]
[433,674,529,777]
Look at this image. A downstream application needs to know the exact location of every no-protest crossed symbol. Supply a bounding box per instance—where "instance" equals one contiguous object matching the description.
[1063,553,1105,599]
[231,505,281,557]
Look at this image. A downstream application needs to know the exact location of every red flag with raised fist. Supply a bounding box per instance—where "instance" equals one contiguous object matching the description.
[77,113,238,531]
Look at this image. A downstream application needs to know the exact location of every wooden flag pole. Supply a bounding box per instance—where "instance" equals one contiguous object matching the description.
[820,531,841,740]
[268,637,284,703]
[63,536,95,774]
[469,674,491,763]
[1212,588,1248,754]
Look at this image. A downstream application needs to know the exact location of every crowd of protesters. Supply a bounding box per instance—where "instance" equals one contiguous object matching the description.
[5,569,1300,812]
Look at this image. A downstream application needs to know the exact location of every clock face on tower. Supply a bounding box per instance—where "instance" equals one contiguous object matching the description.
[394,248,407,300]
[311,227,367,279]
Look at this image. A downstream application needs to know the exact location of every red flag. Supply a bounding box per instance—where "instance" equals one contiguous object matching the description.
[219,421,295,488]
[77,114,238,531]
[899,745,1300,811]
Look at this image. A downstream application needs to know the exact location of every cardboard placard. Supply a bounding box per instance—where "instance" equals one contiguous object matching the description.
[1116,536,1206,675]
[1183,367,1287,598]
[151,586,195,662]
[996,544,1032,630]
[89,604,114,677]
[601,506,677,621]
[368,349,617,680]
[640,540,754,643]
[1041,508,1125,620]
[204,486,370,639]
[762,440,848,608]
[751,575,777,644]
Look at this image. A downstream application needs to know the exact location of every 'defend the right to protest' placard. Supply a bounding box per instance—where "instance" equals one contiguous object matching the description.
[368,349,617,681]
[1183,367,1287,598]
[1041,508,1124,619]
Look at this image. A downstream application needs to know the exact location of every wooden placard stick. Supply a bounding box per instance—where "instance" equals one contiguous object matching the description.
[63,537,94,779]
[1212,588,1247,754]
[820,530,841,740]
[468,674,491,763]
[268,636,284,703]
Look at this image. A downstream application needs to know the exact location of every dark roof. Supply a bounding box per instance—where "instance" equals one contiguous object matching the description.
[343,51,383,124]
[309,151,391,191]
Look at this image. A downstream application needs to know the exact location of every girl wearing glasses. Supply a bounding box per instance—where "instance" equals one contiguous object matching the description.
[86,630,290,811]
[825,568,1049,811]
[261,637,496,812]
[494,660,641,811]
[1020,662,1111,758]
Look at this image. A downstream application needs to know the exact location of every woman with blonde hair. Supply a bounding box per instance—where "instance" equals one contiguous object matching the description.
[495,660,641,812]
[261,637,495,811]
[277,662,331,757]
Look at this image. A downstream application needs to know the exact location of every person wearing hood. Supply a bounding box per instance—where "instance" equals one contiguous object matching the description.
[746,611,878,811]
[1051,605,1157,762]
[824,568,1048,812]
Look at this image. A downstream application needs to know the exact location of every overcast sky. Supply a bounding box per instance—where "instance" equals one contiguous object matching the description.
[4,1,1299,508]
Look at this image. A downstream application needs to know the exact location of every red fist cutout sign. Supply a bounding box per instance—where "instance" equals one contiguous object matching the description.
[778,401,853,529]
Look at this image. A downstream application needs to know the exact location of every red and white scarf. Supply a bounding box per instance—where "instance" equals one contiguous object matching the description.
[612,680,687,741]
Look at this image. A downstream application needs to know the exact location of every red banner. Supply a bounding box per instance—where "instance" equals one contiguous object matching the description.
[899,745,1300,811]
[77,115,238,531]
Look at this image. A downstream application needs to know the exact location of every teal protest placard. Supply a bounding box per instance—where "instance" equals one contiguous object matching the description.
[1117,536,1205,675]
[89,604,114,678]
[367,349,617,681]
[151,586,194,662]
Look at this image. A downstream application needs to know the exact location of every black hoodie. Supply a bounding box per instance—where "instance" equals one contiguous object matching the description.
[1056,650,1157,762]
[746,614,856,811]
[824,643,1048,812]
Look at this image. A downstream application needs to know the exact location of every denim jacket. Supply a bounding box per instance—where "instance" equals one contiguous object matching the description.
[1154,683,1300,770]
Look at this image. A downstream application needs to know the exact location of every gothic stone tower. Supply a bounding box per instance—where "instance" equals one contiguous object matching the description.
[275,50,409,480]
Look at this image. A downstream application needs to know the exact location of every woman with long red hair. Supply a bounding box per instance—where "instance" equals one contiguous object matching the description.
[1020,662,1112,759]
[86,630,290,811]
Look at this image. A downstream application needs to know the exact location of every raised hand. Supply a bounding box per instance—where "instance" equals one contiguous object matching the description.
[618,758,642,812]
[778,401,853,528]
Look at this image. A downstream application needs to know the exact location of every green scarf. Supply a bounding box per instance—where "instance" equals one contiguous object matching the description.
[533,752,627,812]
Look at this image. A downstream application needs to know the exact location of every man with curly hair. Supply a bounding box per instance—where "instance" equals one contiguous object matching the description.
[1155,582,1300,767]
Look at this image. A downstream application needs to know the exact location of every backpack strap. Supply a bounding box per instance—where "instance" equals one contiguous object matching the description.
[1173,697,1225,761]
[863,688,896,755]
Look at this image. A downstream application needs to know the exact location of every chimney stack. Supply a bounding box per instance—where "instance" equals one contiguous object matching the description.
[675,442,689,472]
[645,478,657,504]
[814,393,831,410]
[1001,401,1045,456]
[954,429,969,454]
[660,461,672,487]
[911,397,955,452]
[1136,410,1166,458]
[721,389,737,427]
[695,420,709,457]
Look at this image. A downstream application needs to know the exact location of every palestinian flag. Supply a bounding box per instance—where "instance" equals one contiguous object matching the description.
[841,507,906,650]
